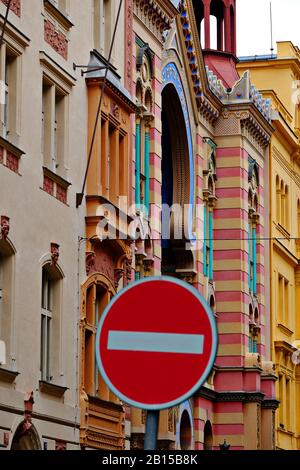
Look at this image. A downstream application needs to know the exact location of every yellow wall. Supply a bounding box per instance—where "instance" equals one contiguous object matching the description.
[238,41,300,449]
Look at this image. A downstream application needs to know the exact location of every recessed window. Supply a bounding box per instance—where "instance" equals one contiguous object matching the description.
[0,45,19,141]
[0,237,15,370]
[40,264,63,382]
[42,77,68,178]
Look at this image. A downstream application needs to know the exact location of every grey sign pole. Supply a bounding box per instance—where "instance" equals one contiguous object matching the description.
[144,410,160,450]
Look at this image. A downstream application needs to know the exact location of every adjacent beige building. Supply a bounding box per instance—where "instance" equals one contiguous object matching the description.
[0,0,95,450]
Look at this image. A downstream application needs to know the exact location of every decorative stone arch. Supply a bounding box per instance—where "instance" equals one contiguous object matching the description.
[144,86,153,113]
[10,420,42,450]
[85,239,133,289]
[161,62,195,279]
[162,62,195,220]
[176,400,194,450]
[203,420,213,450]
[207,282,216,315]
[135,78,143,105]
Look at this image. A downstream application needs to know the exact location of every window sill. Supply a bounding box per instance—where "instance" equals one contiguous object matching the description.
[275,223,291,239]
[87,394,123,412]
[44,0,74,30]
[277,323,293,337]
[39,380,68,397]
[0,136,25,175]
[0,366,19,383]
[42,167,71,205]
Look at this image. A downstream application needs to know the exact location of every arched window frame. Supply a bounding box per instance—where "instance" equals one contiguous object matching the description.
[249,304,260,353]
[135,44,154,218]
[40,260,64,384]
[203,138,217,282]
[81,273,120,402]
[0,225,16,371]
[248,158,259,295]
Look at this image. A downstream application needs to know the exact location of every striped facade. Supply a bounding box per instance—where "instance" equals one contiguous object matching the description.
[124,0,278,450]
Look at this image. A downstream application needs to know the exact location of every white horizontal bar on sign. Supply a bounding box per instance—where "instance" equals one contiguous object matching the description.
[107,331,204,355]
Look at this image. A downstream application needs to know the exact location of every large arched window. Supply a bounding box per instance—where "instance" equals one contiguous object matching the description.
[40,262,63,382]
[248,158,259,295]
[0,223,15,369]
[135,46,153,216]
[203,139,217,282]
[203,420,213,450]
[81,273,120,402]
[297,199,300,244]
[276,176,290,232]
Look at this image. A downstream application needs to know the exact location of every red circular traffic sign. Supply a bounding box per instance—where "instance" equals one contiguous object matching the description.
[95,276,218,410]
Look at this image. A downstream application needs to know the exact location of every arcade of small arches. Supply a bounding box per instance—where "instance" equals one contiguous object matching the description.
[192,0,236,54]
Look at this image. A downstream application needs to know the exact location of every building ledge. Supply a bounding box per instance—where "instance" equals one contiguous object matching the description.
[39,380,68,397]
[0,367,19,383]
[44,0,74,30]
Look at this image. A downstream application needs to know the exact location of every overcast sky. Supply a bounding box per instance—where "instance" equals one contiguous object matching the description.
[237,0,300,57]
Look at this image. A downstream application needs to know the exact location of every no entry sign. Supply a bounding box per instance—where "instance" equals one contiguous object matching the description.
[95,276,218,410]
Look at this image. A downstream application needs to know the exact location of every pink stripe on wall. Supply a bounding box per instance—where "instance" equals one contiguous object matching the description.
[213,424,244,435]
[218,333,246,345]
[213,228,248,240]
[214,250,248,261]
[154,103,161,118]
[217,167,248,179]
[215,356,243,367]
[153,54,162,69]
[196,134,203,146]
[149,128,161,144]
[216,291,249,303]
[214,402,243,413]
[217,312,249,324]
[213,270,248,282]
[216,147,244,158]
[150,178,161,194]
[216,187,248,199]
[214,208,248,220]
[152,78,162,93]
[150,153,161,169]
[194,420,205,432]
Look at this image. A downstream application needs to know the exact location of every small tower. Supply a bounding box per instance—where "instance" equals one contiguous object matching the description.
[192,0,239,88]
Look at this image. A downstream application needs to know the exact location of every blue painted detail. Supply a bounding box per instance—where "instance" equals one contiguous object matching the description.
[252,227,257,295]
[203,206,207,277]
[248,223,251,290]
[144,130,150,214]
[185,34,191,41]
[135,122,141,207]
[162,63,195,243]
[209,211,213,282]
[95,276,218,410]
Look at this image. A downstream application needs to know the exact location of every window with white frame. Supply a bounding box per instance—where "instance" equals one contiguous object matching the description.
[0,240,15,368]
[42,76,68,177]
[40,264,63,383]
[0,43,20,141]
[94,0,114,60]
[41,268,53,381]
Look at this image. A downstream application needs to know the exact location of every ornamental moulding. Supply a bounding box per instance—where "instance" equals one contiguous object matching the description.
[133,0,177,41]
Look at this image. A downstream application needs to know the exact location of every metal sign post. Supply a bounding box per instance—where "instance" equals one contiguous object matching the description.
[144,410,160,450]
[95,276,218,450]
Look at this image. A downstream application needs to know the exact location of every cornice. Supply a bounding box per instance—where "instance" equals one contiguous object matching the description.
[133,0,178,42]
[196,386,278,406]
[178,0,220,124]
